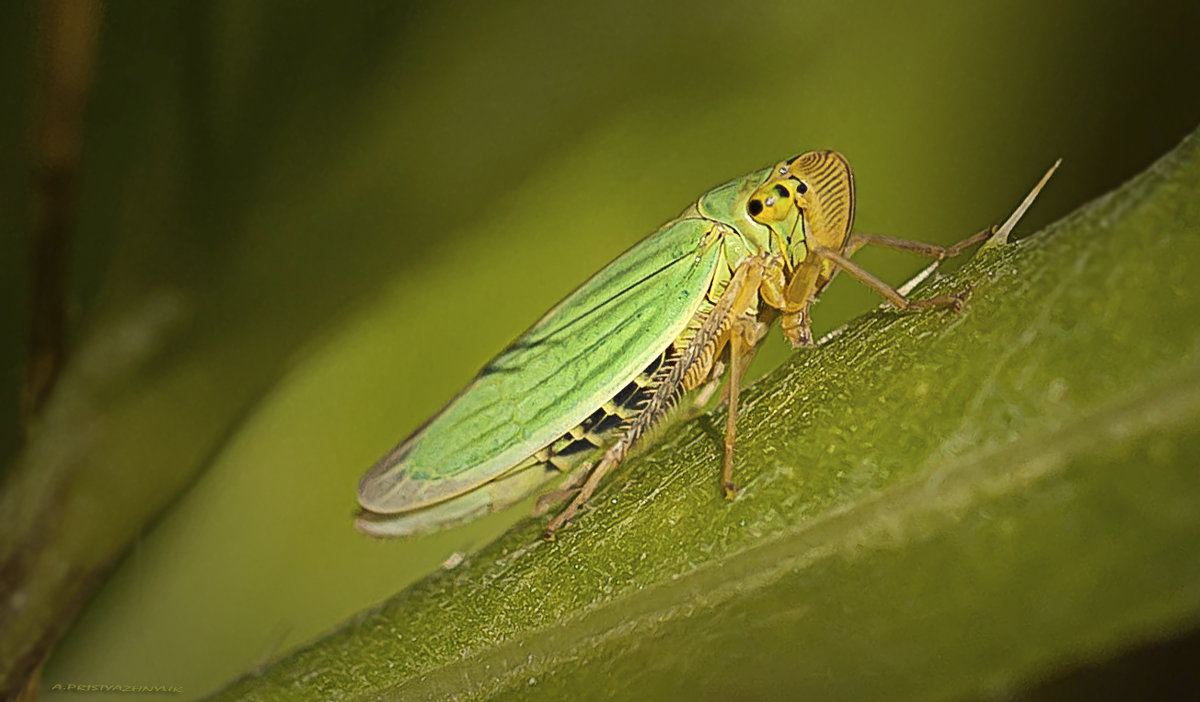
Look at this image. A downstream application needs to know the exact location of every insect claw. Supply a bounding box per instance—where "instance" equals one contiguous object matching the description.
[788,326,815,349]
[952,285,974,309]
[534,485,579,515]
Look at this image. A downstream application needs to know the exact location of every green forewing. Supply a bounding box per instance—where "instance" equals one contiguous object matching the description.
[358,215,730,513]
[356,457,554,536]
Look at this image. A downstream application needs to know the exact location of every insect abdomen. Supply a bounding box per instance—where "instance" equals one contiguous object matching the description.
[518,347,676,476]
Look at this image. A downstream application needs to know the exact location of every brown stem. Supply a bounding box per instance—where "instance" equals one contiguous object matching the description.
[21,0,102,431]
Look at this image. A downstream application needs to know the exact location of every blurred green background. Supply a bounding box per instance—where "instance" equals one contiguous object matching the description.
[0,0,1197,700]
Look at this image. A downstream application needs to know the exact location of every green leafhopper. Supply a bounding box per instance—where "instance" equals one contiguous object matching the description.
[357,151,1055,539]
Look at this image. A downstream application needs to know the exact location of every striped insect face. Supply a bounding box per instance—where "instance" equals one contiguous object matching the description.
[749,150,856,269]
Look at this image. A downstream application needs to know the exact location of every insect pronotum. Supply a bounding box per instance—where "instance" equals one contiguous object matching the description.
[356,151,1056,539]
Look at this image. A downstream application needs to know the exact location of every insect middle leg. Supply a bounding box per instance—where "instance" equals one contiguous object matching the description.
[844,227,995,260]
[691,314,769,411]
[720,314,764,497]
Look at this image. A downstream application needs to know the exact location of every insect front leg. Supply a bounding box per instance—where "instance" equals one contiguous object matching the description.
[810,244,971,312]
[780,306,814,349]
[808,227,994,315]
[761,254,817,348]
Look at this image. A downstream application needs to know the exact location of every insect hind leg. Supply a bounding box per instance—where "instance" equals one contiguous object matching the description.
[544,255,769,539]
[533,460,594,516]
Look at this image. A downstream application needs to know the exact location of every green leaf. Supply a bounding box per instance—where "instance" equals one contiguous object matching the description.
[208,129,1200,700]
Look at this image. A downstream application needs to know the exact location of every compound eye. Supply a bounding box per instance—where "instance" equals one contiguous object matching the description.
[793,179,808,194]
[748,199,764,216]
